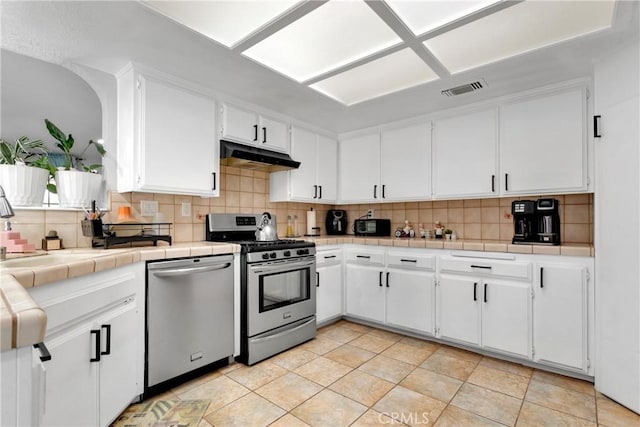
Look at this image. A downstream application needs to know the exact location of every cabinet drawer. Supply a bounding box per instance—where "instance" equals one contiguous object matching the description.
[387,251,435,270]
[345,248,384,265]
[440,256,531,280]
[316,249,342,265]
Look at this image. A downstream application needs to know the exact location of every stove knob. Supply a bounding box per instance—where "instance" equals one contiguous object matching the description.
[270,252,277,259]
[262,253,269,260]
[283,251,291,257]
[297,249,309,255]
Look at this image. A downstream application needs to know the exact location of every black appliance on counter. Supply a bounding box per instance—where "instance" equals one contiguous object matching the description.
[511,198,560,245]
[326,210,347,235]
[205,213,316,366]
[354,219,392,237]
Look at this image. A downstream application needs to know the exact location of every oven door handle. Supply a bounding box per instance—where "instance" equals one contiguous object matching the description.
[250,317,316,344]
[251,260,315,274]
[151,263,232,277]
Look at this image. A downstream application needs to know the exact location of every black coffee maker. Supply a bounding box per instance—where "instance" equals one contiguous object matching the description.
[512,200,537,244]
[326,210,347,235]
[536,198,560,245]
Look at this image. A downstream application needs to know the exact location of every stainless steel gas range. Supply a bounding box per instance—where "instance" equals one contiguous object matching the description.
[206,213,317,365]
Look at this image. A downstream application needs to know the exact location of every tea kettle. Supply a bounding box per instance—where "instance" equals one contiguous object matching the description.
[255,212,278,241]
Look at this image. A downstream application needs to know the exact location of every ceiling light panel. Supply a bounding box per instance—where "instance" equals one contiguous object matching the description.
[242,0,402,82]
[142,1,301,47]
[424,0,616,74]
[310,48,438,105]
[385,0,499,36]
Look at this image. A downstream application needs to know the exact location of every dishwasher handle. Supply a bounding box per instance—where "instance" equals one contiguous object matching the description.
[151,262,232,278]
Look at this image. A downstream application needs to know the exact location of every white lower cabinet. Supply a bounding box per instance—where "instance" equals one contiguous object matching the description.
[345,263,386,323]
[438,276,481,346]
[386,268,435,334]
[533,262,590,372]
[28,263,145,427]
[316,248,343,324]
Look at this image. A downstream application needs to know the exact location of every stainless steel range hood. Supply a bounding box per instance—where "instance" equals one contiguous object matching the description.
[219,140,301,172]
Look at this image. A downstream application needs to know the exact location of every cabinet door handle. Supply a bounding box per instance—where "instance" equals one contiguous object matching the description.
[382,184,386,198]
[473,282,477,301]
[386,272,390,287]
[594,115,602,138]
[373,185,377,199]
[491,175,495,192]
[400,259,417,263]
[379,271,383,287]
[33,342,51,362]
[319,185,322,199]
[90,329,101,362]
[316,271,320,287]
[470,264,492,270]
[253,124,258,141]
[484,283,488,303]
[313,185,318,199]
[505,173,509,191]
[356,255,370,259]
[101,324,111,356]
[212,172,217,191]
[262,127,267,143]
[540,267,544,288]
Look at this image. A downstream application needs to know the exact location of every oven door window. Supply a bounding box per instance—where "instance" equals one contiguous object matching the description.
[259,267,310,312]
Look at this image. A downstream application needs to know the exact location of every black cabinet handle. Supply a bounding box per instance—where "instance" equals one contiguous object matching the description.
[316,271,320,287]
[212,172,217,191]
[594,115,602,138]
[373,185,377,198]
[386,272,390,287]
[101,324,111,356]
[33,342,51,362]
[382,185,386,198]
[313,185,318,199]
[540,267,544,288]
[491,175,495,192]
[470,265,492,270]
[324,255,337,259]
[262,127,267,143]
[379,271,383,287]
[484,283,488,303]
[505,173,509,191]
[319,185,322,199]
[253,124,258,142]
[356,255,370,259]
[473,282,477,301]
[90,329,101,362]
[400,259,417,263]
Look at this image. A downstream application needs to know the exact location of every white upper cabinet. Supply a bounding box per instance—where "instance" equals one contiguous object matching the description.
[339,132,381,203]
[339,123,430,203]
[432,108,498,199]
[117,64,219,196]
[269,127,338,203]
[220,103,289,153]
[380,123,431,201]
[500,88,588,195]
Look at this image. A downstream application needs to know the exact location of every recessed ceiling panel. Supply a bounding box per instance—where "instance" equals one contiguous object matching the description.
[142,1,301,47]
[310,48,438,105]
[424,0,616,74]
[385,0,498,36]
[242,0,402,82]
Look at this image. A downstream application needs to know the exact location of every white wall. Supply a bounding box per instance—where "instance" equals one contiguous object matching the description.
[594,38,640,413]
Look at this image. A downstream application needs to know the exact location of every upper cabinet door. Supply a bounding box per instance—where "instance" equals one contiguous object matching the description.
[500,88,587,195]
[139,75,218,196]
[316,135,338,203]
[433,109,498,199]
[221,103,259,144]
[380,123,431,201]
[340,132,381,203]
[289,127,318,201]
[260,116,289,153]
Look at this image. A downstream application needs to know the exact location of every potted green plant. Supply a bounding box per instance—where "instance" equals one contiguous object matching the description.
[0,136,55,206]
[444,228,453,240]
[45,118,106,208]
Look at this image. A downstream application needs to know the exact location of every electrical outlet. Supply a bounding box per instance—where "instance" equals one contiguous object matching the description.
[140,200,158,216]
[181,202,191,217]
[367,209,374,218]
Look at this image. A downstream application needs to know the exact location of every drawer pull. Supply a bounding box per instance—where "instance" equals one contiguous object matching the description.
[470,264,492,270]
[357,255,371,259]
[324,255,337,259]
[400,259,417,263]
[33,342,51,362]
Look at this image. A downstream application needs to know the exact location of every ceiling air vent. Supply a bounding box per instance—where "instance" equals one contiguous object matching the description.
[441,80,486,97]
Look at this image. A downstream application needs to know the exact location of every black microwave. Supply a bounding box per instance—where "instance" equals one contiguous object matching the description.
[354,219,391,236]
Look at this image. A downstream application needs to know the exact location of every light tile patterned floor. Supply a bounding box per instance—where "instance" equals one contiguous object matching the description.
[130,320,640,426]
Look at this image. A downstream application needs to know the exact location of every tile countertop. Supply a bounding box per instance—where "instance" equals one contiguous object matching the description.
[0,238,592,352]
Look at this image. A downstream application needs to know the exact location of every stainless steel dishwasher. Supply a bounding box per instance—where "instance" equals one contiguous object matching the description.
[146,254,234,395]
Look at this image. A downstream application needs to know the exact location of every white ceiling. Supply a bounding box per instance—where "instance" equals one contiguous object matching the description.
[1,1,638,134]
